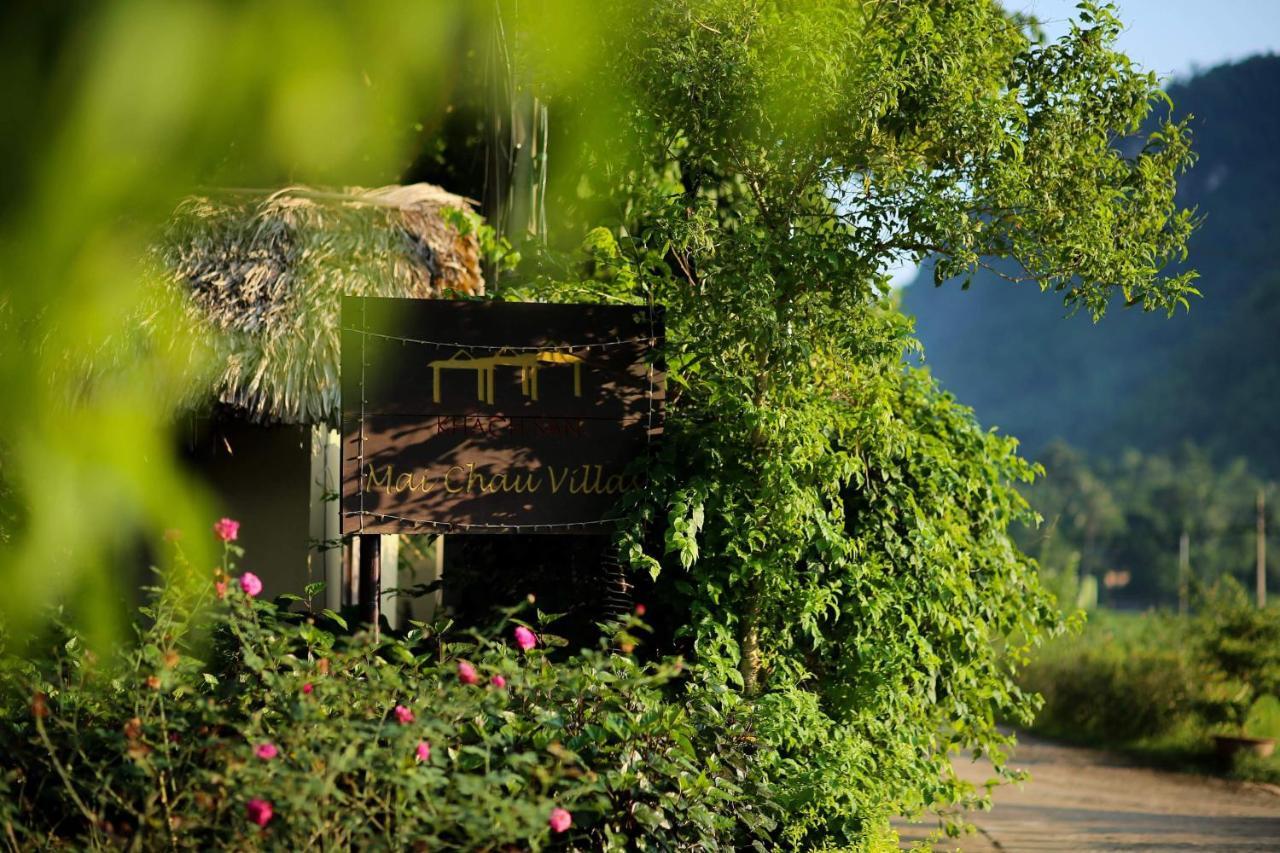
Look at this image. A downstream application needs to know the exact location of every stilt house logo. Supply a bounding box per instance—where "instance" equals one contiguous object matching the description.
[430,348,587,404]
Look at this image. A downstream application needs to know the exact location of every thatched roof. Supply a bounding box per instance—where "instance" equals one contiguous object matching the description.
[160,183,485,425]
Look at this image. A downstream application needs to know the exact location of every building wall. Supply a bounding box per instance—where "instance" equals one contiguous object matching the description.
[183,417,314,599]
[184,417,428,626]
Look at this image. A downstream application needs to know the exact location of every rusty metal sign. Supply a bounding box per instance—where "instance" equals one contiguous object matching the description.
[340,297,664,533]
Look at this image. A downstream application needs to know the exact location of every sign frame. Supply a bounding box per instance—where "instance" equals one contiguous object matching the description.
[340,297,664,534]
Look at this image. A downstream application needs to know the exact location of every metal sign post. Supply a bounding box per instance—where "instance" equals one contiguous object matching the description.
[358,533,381,637]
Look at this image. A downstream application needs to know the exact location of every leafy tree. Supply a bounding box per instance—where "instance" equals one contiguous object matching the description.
[500,0,1198,842]
[1013,442,1122,609]
[1021,442,1123,569]
[1021,441,1274,608]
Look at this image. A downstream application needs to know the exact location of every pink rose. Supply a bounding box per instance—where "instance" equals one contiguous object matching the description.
[457,661,478,685]
[301,682,314,695]
[490,674,507,689]
[238,572,263,598]
[393,705,414,725]
[513,626,537,652]
[255,742,278,760]
[548,807,572,833]
[214,518,240,542]
[246,798,273,827]
[415,741,431,762]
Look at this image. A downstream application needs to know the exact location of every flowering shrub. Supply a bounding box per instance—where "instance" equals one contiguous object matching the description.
[0,539,779,849]
[515,625,538,652]
[238,571,263,598]
[213,518,240,543]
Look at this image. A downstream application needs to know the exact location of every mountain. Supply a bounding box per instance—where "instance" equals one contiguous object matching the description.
[900,54,1280,475]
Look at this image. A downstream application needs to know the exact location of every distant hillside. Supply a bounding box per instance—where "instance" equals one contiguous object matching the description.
[901,54,1280,475]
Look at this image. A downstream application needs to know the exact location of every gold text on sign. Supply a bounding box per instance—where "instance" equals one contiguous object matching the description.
[362,462,640,497]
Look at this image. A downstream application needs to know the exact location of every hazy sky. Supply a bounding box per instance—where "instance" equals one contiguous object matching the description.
[884,0,1280,286]
[1018,0,1280,81]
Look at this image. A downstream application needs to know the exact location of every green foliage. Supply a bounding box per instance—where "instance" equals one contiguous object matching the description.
[0,546,779,850]
[1022,602,1280,781]
[1231,696,1280,783]
[1193,577,1280,733]
[2,1,1204,846]
[1022,611,1203,745]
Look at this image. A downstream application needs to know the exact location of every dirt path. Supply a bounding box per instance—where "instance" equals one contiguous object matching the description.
[895,734,1280,851]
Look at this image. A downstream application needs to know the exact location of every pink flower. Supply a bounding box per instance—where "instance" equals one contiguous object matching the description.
[214,581,227,600]
[246,798,273,827]
[549,807,572,833]
[238,572,263,598]
[255,742,278,760]
[393,705,414,725]
[634,603,647,616]
[513,626,537,652]
[214,518,240,542]
[301,682,314,695]
[415,741,431,763]
[490,674,507,689]
[457,661,478,685]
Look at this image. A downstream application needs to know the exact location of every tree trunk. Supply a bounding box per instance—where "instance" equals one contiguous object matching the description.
[739,356,771,696]
[739,584,761,695]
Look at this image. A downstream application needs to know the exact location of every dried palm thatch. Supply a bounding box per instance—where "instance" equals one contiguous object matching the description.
[159,183,484,425]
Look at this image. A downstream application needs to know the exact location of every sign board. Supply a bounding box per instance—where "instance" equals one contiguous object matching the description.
[340,297,664,533]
